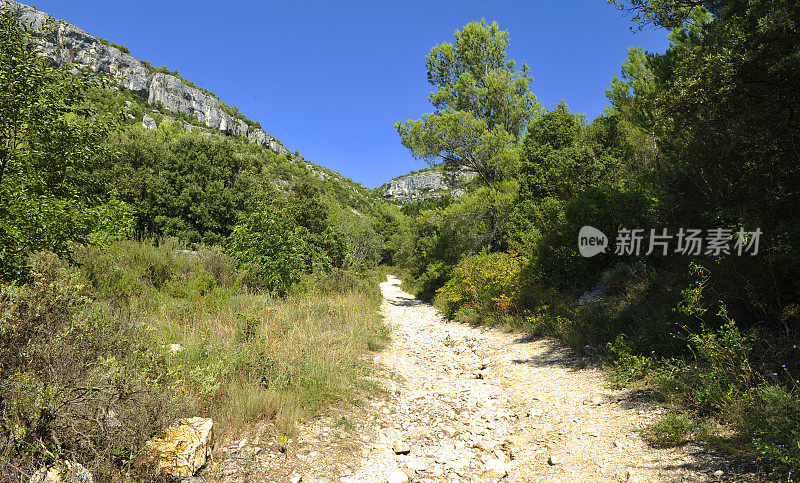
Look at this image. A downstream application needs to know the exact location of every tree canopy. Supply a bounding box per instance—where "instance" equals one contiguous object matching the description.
[396,19,539,249]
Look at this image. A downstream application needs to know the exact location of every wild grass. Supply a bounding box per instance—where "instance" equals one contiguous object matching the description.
[75,239,390,438]
[0,240,388,480]
[136,281,388,436]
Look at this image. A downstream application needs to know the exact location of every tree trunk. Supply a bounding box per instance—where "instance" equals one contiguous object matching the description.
[488,207,501,252]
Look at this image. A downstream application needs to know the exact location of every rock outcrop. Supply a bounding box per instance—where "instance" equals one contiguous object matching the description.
[380,167,475,202]
[2,0,289,156]
[142,417,214,479]
[141,114,157,130]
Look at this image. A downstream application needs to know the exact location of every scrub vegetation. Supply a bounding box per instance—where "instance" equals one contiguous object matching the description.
[1,0,799,480]
[390,3,800,478]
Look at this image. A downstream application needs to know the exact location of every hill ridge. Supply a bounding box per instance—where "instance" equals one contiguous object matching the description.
[2,0,290,156]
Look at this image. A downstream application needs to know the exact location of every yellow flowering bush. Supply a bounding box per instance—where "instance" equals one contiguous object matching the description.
[435,252,526,320]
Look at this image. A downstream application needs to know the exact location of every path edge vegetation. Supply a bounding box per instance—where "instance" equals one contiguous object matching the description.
[391,2,800,479]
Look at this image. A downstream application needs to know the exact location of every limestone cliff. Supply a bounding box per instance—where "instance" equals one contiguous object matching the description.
[2,0,289,156]
[380,167,475,202]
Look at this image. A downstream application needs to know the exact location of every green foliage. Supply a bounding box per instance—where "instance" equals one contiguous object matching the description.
[399,193,455,217]
[198,245,239,288]
[607,327,797,474]
[610,0,726,30]
[91,191,136,246]
[73,239,236,304]
[101,126,265,244]
[235,312,261,342]
[219,101,263,130]
[95,120,385,249]
[500,100,647,300]
[605,45,666,165]
[96,37,130,54]
[0,252,178,479]
[687,308,755,413]
[0,6,111,280]
[604,274,756,408]
[115,43,129,54]
[645,412,693,447]
[1,241,385,479]
[393,199,486,300]
[75,240,173,299]
[606,335,659,384]
[228,200,307,295]
[330,204,383,269]
[436,252,525,322]
[307,267,385,297]
[514,183,659,293]
[396,19,539,250]
[228,184,346,295]
[0,18,388,256]
[150,64,179,77]
[742,385,800,476]
[615,0,800,328]
[517,102,620,202]
[2,1,798,477]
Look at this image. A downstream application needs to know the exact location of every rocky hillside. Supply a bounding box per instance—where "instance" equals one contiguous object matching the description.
[1,0,385,216]
[2,0,288,155]
[380,166,475,202]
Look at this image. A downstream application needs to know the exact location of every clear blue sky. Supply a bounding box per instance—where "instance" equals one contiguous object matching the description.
[29,1,670,188]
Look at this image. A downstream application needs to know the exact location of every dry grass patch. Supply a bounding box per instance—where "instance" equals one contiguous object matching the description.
[135,282,388,436]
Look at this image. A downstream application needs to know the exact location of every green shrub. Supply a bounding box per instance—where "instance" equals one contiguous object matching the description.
[687,307,754,413]
[76,240,241,303]
[606,334,658,385]
[152,65,179,77]
[111,42,129,54]
[73,240,177,300]
[228,205,308,295]
[164,268,217,298]
[532,184,658,292]
[330,205,383,269]
[522,306,560,336]
[90,192,136,246]
[0,252,178,480]
[95,38,129,54]
[606,304,755,414]
[645,412,693,447]
[405,261,454,302]
[435,252,526,321]
[742,385,800,476]
[228,184,346,295]
[199,245,238,288]
[304,267,374,296]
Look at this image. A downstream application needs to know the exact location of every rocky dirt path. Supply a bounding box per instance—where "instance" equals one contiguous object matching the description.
[205,276,731,482]
[345,276,729,482]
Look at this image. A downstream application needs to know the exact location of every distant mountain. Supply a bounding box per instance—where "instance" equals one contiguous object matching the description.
[379,166,475,203]
[0,0,293,155]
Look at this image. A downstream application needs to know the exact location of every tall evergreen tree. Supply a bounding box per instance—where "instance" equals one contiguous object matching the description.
[396,20,539,250]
